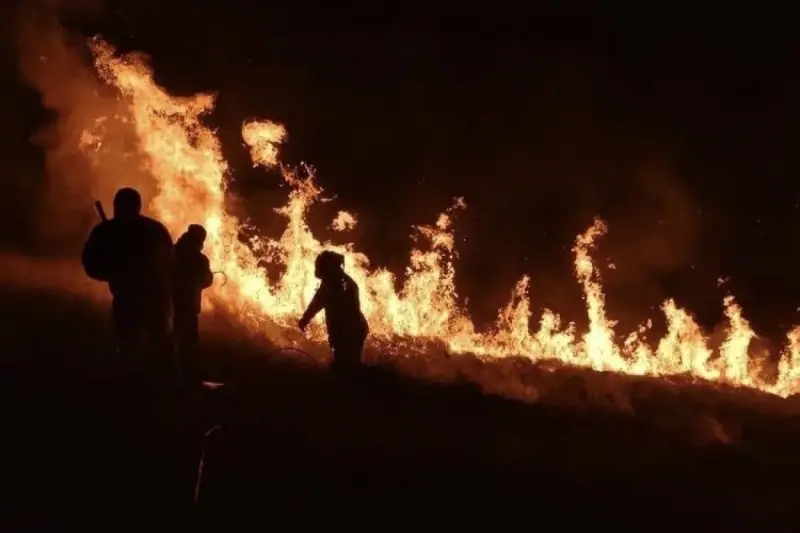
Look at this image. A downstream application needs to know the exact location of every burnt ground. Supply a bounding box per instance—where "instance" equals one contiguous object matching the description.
[2,276,800,531]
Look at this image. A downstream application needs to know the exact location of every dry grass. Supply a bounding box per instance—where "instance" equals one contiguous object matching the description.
[2,263,800,529]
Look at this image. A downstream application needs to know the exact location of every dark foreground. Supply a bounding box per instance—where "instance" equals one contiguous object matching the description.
[3,281,800,531]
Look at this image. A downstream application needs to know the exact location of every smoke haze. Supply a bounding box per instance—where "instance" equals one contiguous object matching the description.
[6,3,712,338]
[14,0,156,255]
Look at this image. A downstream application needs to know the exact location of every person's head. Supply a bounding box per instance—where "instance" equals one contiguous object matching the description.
[314,250,344,281]
[184,224,207,251]
[113,187,142,220]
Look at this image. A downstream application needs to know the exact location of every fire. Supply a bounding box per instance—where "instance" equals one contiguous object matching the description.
[331,211,357,232]
[83,38,800,398]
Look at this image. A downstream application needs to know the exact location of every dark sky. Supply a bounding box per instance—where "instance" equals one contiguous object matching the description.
[2,3,800,335]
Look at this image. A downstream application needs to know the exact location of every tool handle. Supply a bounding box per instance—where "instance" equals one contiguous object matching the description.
[94,200,108,222]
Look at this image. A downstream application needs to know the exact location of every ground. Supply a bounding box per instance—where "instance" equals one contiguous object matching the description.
[2,257,800,531]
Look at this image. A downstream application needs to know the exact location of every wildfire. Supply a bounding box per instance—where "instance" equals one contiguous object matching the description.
[83,38,800,398]
[331,211,357,232]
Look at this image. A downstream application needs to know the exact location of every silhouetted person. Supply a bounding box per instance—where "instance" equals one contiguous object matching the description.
[299,250,369,377]
[81,187,174,374]
[173,224,213,372]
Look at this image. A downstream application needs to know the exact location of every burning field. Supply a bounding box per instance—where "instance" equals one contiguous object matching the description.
[49,36,799,404]
[9,21,800,527]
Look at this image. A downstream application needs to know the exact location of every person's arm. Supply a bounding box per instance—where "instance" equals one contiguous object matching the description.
[199,255,214,289]
[81,223,110,281]
[299,285,326,330]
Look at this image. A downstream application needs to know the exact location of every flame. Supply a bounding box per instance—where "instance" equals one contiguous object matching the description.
[83,38,800,398]
[331,211,357,232]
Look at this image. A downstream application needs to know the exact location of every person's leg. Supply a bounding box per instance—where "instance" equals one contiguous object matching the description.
[138,306,181,429]
[188,312,200,380]
[113,306,146,373]
[174,310,187,357]
[330,335,365,380]
[181,312,200,355]
[175,310,200,383]
[143,305,177,384]
[112,306,151,407]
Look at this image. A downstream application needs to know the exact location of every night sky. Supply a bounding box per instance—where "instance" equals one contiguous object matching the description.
[1,2,800,337]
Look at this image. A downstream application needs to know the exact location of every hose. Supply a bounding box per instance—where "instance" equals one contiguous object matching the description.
[193,423,221,507]
[269,346,321,368]
[193,345,321,511]
[212,271,228,286]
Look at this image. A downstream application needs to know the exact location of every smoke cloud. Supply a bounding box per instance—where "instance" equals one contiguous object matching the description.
[10,2,708,340]
[597,155,704,331]
[15,0,156,255]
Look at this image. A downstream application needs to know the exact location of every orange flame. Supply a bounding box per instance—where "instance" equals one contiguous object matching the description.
[331,211,357,232]
[83,38,800,398]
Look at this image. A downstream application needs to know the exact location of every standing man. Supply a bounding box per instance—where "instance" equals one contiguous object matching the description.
[173,224,214,379]
[82,187,175,376]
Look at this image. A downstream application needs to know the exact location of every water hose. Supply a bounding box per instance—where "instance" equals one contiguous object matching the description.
[193,422,222,507]
[193,346,321,510]
[212,271,228,286]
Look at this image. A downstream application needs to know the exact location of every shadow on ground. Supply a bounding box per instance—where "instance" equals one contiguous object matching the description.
[2,274,800,531]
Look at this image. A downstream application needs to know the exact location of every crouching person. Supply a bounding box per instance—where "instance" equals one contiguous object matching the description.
[298,251,369,378]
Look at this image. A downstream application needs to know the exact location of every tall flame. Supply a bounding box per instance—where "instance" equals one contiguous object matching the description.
[83,38,800,398]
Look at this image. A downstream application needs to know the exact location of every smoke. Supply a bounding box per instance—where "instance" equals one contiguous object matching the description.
[0,251,106,300]
[598,155,704,330]
[608,158,699,277]
[10,4,706,338]
[15,0,156,254]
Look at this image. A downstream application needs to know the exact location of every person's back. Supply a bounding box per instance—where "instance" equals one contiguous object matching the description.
[173,225,213,317]
[84,215,174,313]
[320,272,368,346]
